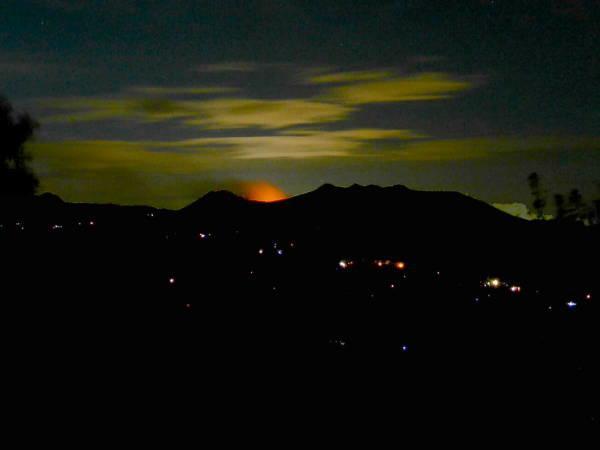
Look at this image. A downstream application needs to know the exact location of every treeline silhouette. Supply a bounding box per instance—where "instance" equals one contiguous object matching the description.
[528,172,600,225]
[0,96,39,197]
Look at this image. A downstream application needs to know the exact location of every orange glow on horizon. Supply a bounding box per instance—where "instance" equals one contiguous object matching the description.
[243,182,288,203]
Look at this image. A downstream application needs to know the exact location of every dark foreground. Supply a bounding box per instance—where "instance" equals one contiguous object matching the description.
[2,186,599,431]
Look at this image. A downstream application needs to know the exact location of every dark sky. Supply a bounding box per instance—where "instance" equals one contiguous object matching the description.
[1,0,598,209]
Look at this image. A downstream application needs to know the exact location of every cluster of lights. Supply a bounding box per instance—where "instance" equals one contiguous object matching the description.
[329,338,347,348]
[12,221,26,232]
[484,278,503,288]
[373,259,406,270]
[338,259,355,269]
[483,278,525,295]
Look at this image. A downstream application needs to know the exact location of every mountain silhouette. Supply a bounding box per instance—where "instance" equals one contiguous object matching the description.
[2,183,596,279]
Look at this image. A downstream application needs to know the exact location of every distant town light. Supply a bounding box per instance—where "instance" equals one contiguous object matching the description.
[395,261,406,270]
[339,260,348,269]
[169,277,176,285]
[567,301,577,309]
[485,278,501,288]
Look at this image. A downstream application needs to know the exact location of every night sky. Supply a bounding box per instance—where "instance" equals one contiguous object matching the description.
[1,0,598,208]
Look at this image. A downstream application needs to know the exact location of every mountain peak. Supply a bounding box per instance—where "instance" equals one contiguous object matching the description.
[203,190,243,201]
[37,192,64,204]
[180,190,247,212]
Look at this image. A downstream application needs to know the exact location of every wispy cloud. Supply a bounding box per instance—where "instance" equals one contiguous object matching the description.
[194,62,258,73]
[183,98,354,130]
[42,98,195,123]
[44,96,354,129]
[319,72,472,104]
[130,86,238,96]
[307,70,392,84]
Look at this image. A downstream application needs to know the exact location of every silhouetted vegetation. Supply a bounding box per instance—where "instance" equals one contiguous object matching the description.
[527,172,546,219]
[553,193,566,220]
[0,96,39,197]
[530,172,599,226]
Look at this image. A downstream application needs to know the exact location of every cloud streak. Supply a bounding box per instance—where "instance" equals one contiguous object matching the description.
[322,72,472,104]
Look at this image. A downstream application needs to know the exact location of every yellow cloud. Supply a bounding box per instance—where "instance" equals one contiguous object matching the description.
[184,98,354,129]
[171,128,420,159]
[308,70,392,84]
[28,140,249,207]
[43,96,353,129]
[30,140,228,174]
[325,72,472,104]
[283,128,423,140]
[43,98,195,123]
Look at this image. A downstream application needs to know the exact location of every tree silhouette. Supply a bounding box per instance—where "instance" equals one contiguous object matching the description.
[568,188,584,222]
[0,96,39,197]
[527,172,546,220]
[553,193,566,220]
